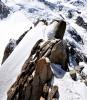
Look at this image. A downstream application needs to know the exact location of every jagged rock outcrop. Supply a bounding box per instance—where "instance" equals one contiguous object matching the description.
[84,79,87,86]
[49,20,66,39]
[7,18,69,100]
[50,40,69,71]
[1,29,31,64]
[67,41,87,65]
[75,66,84,73]
[76,16,87,30]
[70,70,77,81]
[16,28,31,45]
[34,19,48,26]
[42,83,49,99]
[67,10,73,19]
[6,15,87,99]
[76,16,84,26]
[71,0,84,6]
[45,20,66,41]
[1,39,16,64]
[48,86,58,100]
[0,1,10,19]
[68,27,83,44]
[30,57,53,100]
[54,20,66,39]
[6,16,87,99]
[7,38,68,100]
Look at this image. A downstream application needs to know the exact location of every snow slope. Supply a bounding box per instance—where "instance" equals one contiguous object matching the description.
[53,72,87,100]
[0,10,33,65]
[0,0,87,100]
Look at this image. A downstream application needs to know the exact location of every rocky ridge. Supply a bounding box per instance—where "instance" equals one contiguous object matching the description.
[5,19,87,100]
[0,0,87,100]
[0,0,10,19]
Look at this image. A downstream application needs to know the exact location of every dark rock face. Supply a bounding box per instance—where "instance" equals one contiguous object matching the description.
[47,86,59,100]
[30,57,53,100]
[58,5,63,11]
[76,16,87,30]
[75,66,84,73]
[34,19,48,26]
[38,39,69,71]
[42,83,49,99]
[0,1,10,19]
[2,39,16,64]
[50,40,69,71]
[38,0,56,10]
[71,0,84,6]
[49,20,66,40]
[7,57,53,100]
[76,16,84,26]
[36,57,52,83]
[84,79,87,86]
[6,16,87,99]
[68,27,83,44]
[67,10,73,19]
[52,20,66,39]
[67,42,87,65]
[16,29,30,45]
[70,70,77,81]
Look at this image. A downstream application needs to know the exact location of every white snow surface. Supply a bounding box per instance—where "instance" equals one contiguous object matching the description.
[0,10,33,65]
[52,73,87,100]
[51,64,87,100]
[0,0,87,100]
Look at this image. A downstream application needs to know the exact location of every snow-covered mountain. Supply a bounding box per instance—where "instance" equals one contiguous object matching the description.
[0,0,87,100]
